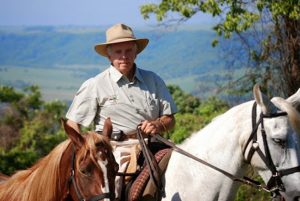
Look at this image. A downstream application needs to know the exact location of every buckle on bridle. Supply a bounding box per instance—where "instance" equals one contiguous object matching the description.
[252,141,259,150]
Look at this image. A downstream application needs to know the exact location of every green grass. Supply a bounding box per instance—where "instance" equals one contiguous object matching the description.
[0,65,244,101]
[0,65,84,101]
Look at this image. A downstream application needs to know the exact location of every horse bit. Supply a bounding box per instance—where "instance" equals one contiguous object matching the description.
[67,145,115,201]
[243,102,300,196]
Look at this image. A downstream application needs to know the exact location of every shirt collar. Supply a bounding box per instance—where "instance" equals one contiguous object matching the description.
[109,65,123,82]
[109,64,144,83]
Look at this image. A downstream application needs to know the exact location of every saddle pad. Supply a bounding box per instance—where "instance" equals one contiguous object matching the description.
[128,148,172,201]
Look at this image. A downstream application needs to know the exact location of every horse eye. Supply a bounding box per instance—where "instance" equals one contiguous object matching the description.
[273,138,286,148]
[80,166,92,177]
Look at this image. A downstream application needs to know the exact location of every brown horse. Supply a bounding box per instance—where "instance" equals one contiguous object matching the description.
[0,173,8,184]
[0,118,118,201]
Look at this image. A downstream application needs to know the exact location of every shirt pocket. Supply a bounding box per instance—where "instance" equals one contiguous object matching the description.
[99,95,118,107]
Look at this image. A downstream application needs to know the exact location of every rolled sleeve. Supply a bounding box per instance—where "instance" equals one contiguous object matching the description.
[66,78,98,127]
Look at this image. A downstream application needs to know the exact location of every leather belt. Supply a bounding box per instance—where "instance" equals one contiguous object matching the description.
[96,130,147,141]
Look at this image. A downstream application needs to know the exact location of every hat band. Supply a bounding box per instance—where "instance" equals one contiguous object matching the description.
[107,36,137,44]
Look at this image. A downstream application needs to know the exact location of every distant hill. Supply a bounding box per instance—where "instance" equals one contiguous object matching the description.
[0,25,238,101]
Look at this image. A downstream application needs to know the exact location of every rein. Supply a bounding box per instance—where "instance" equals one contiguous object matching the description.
[151,132,271,192]
[67,145,115,201]
[149,101,300,194]
[136,127,165,198]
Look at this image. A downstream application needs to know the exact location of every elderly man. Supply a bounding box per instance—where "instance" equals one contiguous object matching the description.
[66,23,177,199]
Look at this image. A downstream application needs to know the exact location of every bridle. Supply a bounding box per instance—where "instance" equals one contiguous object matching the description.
[150,101,300,196]
[67,145,115,201]
[243,102,300,195]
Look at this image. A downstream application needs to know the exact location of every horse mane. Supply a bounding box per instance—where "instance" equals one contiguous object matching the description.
[0,131,111,201]
[0,139,70,201]
[272,97,300,134]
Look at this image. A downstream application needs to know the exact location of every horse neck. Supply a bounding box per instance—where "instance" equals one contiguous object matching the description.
[181,102,253,175]
[0,140,71,201]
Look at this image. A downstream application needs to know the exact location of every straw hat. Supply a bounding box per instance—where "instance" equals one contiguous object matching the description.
[94,23,149,57]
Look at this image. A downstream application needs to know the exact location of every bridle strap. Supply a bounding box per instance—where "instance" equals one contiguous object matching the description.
[67,144,114,201]
[68,145,85,201]
[242,102,300,193]
[243,102,260,163]
[279,166,300,176]
[88,193,115,201]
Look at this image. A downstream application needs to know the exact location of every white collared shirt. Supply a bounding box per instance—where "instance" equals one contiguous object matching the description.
[66,65,177,134]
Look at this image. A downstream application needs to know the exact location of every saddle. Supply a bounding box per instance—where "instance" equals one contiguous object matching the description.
[123,141,172,201]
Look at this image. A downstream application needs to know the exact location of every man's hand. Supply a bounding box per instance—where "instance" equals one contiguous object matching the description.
[140,120,159,135]
[140,115,175,135]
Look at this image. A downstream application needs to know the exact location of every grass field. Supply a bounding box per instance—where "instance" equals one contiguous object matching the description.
[0,65,245,102]
[0,65,85,101]
[0,65,203,102]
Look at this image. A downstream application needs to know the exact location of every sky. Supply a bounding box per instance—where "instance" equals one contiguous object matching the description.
[0,0,216,27]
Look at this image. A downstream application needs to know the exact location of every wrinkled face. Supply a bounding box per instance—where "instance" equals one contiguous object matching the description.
[107,41,137,78]
[75,140,118,201]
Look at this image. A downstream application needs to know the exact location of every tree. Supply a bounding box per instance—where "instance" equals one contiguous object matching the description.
[0,85,67,175]
[140,0,300,97]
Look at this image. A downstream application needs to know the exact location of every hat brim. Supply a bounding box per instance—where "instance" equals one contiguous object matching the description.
[94,38,149,57]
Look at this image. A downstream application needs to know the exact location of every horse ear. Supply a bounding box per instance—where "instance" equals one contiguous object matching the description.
[61,118,85,148]
[102,117,112,139]
[286,88,300,112]
[253,84,273,114]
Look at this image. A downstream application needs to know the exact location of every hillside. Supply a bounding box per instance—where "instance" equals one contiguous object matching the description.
[0,25,235,101]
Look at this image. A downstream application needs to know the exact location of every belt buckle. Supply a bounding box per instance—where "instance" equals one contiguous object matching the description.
[111,130,124,141]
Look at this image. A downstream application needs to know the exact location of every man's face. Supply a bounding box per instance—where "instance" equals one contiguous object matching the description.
[107,41,137,77]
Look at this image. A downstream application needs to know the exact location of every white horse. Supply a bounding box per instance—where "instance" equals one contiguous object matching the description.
[162,85,300,201]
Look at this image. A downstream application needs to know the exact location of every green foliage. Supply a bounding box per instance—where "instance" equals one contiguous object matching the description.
[196,96,229,123]
[235,175,270,201]
[167,84,229,144]
[0,85,67,175]
[0,85,24,102]
[167,113,204,143]
[168,85,201,114]
[140,0,300,97]
[140,0,299,39]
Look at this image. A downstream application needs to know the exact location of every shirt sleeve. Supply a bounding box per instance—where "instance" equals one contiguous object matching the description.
[155,75,178,116]
[66,78,98,127]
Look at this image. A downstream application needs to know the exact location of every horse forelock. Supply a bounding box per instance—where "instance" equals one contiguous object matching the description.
[76,131,111,168]
[0,139,70,201]
[272,97,300,135]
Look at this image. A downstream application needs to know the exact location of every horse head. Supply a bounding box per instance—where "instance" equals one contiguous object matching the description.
[246,84,300,200]
[62,118,118,201]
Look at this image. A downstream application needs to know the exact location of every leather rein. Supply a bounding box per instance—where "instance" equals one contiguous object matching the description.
[67,145,115,201]
[149,102,300,194]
